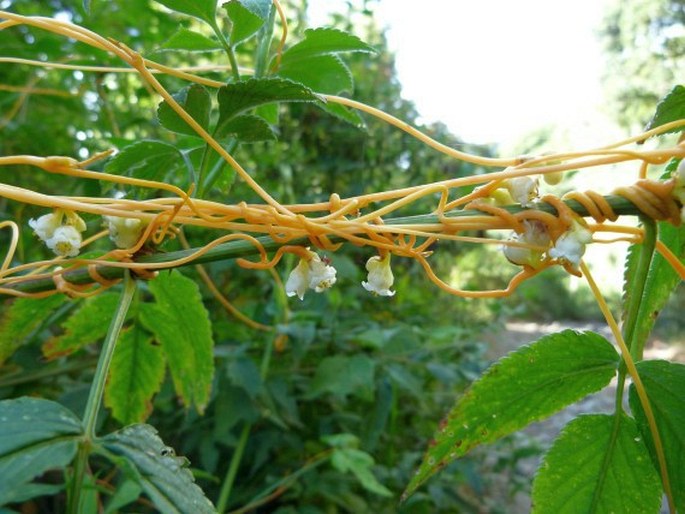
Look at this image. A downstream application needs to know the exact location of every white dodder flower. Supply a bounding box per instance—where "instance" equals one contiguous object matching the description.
[285,250,337,300]
[505,176,539,207]
[46,225,82,257]
[549,220,593,270]
[29,209,86,257]
[503,221,550,269]
[28,212,63,240]
[104,215,146,249]
[362,255,395,296]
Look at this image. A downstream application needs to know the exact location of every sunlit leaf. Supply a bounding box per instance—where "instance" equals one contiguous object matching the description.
[157,85,211,136]
[629,360,685,512]
[105,325,166,425]
[532,414,661,514]
[237,0,271,20]
[404,330,619,499]
[99,424,215,514]
[645,85,685,136]
[159,28,221,52]
[279,27,376,63]
[154,0,217,25]
[42,293,121,359]
[0,398,81,506]
[140,271,214,414]
[278,54,353,94]
[224,0,264,46]
[216,78,320,131]
[331,448,392,497]
[0,295,66,364]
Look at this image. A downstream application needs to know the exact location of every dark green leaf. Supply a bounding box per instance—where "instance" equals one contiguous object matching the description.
[104,140,185,186]
[331,448,392,497]
[0,295,66,364]
[215,114,276,142]
[278,55,352,94]
[159,29,221,52]
[0,398,82,506]
[140,271,214,413]
[157,85,211,136]
[154,0,217,25]
[629,360,685,512]
[105,325,166,425]
[99,424,215,514]
[279,27,376,63]
[646,85,685,135]
[42,293,121,359]
[532,414,661,514]
[622,219,685,354]
[216,78,320,130]
[224,0,264,46]
[309,354,375,400]
[404,330,619,499]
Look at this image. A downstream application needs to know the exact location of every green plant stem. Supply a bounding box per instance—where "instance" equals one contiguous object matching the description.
[254,5,276,78]
[4,194,659,296]
[211,21,240,82]
[68,271,136,514]
[614,217,657,410]
[216,422,251,513]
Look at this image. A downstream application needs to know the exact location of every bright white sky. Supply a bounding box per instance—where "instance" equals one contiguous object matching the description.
[309,0,614,150]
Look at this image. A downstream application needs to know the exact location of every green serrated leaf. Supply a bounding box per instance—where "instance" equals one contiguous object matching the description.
[532,414,661,514]
[215,114,276,142]
[216,78,320,131]
[105,325,166,425]
[279,27,376,64]
[0,398,82,506]
[154,0,217,25]
[99,424,215,514]
[224,0,264,46]
[404,330,619,499]
[159,28,221,52]
[42,292,121,359]
[237,0,271,20]
[157,85,211,136]
[646,85,685,135]
[140,271,214,413]
[622,219,684,353]
[104,479,143,514]
[320,102,366,128]
[309,354,375,400]
[278,54,353,94]
[104,140,185,187]
[629,360,685,512]
[0,295,66,364]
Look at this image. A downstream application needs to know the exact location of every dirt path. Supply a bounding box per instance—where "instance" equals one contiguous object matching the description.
[481,320,684,513]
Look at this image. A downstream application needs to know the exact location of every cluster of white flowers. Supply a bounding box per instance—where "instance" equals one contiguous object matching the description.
[28,210,86,258]
[503,221,550,269]
[285,250,338,300]
[549,220,593,272]
[285,250,395,300]
[503,217,593,274]
[103,215,146,249]
[673,159,685,223]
